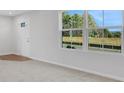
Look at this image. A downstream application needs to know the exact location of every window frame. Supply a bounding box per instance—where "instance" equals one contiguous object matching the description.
[59,10,124,55]
[61,10,85,50]
[87,10,123,53]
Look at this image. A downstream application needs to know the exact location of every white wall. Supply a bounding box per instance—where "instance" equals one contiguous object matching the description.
[13,10,124,81]
[0,16,14,55]
[13,15,31,56]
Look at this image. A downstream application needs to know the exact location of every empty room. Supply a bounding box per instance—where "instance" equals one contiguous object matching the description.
[0,10,124,82]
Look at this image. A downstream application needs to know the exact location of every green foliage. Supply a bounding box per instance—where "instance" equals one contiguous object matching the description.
[62,12,97,29]
[72,30,82,37]
[112,32,121,38]
[62,12,72,29]
[104,29,113,38]
[62,31,70,37]
[62,11,83,29]
[62,11,121,38]
[89,29,97,37]
[88,14,97,28]
[71,14,83,28]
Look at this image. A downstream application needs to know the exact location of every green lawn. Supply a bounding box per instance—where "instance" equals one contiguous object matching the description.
[63,37,121,46]
[62,37,121,52]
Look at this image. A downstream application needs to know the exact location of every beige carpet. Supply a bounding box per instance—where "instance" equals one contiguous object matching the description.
[0,59,119,82]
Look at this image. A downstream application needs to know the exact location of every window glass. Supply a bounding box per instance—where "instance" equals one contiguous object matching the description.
[62,10,122,53]
[62,31,71,48]
[62,10,84,49]
[62,10,84,29]
[103,28,121,52]
[72,30,83,49]
[88,10,122,53]
[88,29,103,50]
[104,10,122,27]
[88,10,103,28]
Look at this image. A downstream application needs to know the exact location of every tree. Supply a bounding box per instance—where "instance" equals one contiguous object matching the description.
[104,29,113,38]
[89,29,97,37]
[112,32,121,38]
[62,12,72,29]
[88,14,97,28]
[71,14,83,28]
[63,11,117,38]
[62,12,97,29]
[62,11,84,29]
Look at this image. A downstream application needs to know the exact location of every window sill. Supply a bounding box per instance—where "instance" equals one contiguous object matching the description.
[60,47,124,57]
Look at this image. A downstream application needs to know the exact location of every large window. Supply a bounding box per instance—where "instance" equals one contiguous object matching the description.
[62,10,84,49]
[61,10,123,53]
[88,10,122,53]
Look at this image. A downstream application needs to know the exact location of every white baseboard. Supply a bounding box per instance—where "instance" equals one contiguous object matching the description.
[29,56,124,81]
[14,53,124,81]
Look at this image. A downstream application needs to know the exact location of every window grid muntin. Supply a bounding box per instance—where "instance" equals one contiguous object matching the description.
[62,10,84,49]
[61,10,123,53]
[87,10,123,53]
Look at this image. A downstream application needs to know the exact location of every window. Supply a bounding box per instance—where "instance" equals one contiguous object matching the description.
[61,10,123,53]
[88,10,122,53]
[88,10,103,28]
[104,10,122,27]
[62,10,84,49]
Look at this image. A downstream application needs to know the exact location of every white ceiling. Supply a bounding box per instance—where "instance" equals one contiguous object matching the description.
[0,10,31,16]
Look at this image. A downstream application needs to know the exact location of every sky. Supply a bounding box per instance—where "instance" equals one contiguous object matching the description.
[66,10,122,32]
